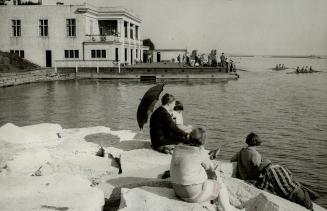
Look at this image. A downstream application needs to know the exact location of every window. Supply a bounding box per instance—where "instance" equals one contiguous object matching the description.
[115,48,119,62]
[91,50,106,58]
[12,20,21,37]
[124,48,127,61]
[66,19,76,37]
[124,22,127,38]
[130,24,133,39]
[10,50,24,58]
[39,19,48,36]
[136,49,138,59]
[64,50,79,58]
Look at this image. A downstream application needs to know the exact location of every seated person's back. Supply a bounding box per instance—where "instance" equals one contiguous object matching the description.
[231,132,262,181]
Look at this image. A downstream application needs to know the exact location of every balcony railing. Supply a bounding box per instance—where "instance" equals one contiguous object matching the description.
[85,35,120,43]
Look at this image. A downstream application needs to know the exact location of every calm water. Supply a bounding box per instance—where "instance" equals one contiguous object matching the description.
[1,57,327,207]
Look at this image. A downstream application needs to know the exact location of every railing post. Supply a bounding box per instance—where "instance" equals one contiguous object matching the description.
[118,61,120,73]
[97,61,99,73]
[75,61,78,73]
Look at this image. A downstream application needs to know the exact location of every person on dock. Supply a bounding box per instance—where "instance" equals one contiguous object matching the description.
[177,54,181,64]
[282,64,285,69]
[172,100,193,133]
[170,128,242,211]
[256,159,313,211]
[231,132,262,182]
[150,93,189,154]
[220,52,226,68]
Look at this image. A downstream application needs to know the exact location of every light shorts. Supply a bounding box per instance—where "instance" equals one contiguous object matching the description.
[173,179,222,203]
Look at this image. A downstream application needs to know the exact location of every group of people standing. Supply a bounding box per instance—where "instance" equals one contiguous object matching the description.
[176,52,236,72]
[149,93,314,211]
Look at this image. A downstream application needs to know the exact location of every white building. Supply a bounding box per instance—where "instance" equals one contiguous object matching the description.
[0,2,146,67]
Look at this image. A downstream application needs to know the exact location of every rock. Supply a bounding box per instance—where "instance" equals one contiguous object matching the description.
[0,123,42,144]
[5,147,51,176]
[118,186,216,211]
[224,177,262,208]
[224,177,327,211]
[22,123,62,143]
[214,160,237,178]
[100,176,172,210]
[120,149,171,178]
[0,174,104,211]
[245,192,309,211]
[43,152,119,179]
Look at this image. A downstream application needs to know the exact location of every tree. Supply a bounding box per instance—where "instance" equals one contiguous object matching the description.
[143,38,155,50]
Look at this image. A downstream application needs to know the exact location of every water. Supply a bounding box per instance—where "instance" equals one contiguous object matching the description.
[1,57,327,207]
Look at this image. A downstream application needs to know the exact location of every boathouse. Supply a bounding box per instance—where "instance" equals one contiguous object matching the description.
[0,1,147,67]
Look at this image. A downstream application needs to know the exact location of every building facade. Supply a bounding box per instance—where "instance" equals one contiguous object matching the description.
[0,3,145,67]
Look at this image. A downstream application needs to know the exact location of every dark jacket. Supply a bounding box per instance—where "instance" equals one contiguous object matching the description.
[150,106,188,149]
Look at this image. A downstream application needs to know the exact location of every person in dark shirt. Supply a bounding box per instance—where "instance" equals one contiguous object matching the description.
[231,132,262,182]
[150,93,189,154]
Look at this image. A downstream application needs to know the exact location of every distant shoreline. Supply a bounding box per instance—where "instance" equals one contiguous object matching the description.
[270,55,322,59]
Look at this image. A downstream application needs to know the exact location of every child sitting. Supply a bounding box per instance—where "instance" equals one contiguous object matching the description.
[172,100,193,133]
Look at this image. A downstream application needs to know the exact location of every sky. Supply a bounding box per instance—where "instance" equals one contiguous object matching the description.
[44,0,327,55]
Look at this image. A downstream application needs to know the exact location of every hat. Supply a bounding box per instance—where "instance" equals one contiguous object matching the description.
[174,100,184,111]
[258,159,272,173]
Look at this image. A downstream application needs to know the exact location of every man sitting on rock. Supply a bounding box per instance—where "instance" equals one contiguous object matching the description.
[256,159,313,211]
[150,93,189,154]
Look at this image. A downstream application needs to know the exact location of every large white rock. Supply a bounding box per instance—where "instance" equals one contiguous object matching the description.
[0,123,42,144]
[22,123,62,142]
[118,186,216,211]
[224,177,327,211]
[245,192,326,211]
[0,174,104,211]
[5,147,51,176]
[120,149,171,178]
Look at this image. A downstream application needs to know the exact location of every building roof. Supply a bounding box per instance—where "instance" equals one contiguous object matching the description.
[76,3,141,23]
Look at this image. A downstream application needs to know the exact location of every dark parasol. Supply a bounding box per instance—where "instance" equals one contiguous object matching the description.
[137,83,165,130]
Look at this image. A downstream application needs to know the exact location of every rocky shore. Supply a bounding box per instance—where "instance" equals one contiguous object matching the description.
[0,123,325,211]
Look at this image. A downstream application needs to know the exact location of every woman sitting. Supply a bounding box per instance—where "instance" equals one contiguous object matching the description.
[230,132,262,182]
[172,100,193,133]
[170,128,241,211]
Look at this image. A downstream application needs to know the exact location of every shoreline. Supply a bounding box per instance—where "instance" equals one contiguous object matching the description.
[0,122,326,211]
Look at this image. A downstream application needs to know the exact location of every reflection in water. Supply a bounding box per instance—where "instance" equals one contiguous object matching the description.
[0,57,327,207]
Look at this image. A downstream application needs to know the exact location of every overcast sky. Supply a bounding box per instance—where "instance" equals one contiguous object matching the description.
[45,0,327,55]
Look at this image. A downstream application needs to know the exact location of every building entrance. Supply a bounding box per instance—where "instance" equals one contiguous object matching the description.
[46,50,52,67]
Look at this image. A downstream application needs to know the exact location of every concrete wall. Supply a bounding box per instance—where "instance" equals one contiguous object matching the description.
[0,68,75,87]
